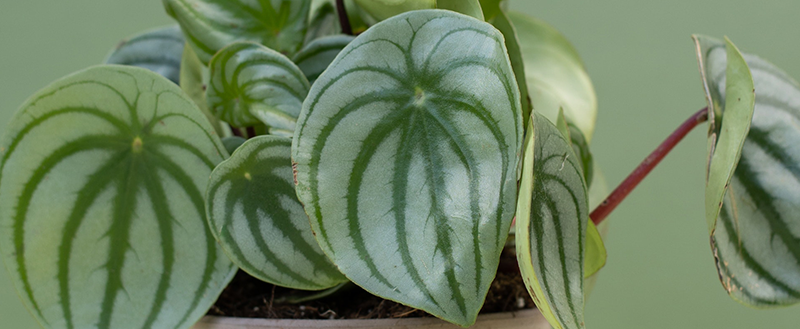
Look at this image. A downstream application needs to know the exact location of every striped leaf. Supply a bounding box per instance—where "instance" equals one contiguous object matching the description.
[695,35,800,307]
[509,12,598,142]
[221,136,247,155]
[207,42,309,135]
[516,112,589,329]
[206,136,346,290]
[163,0,312,64]
[292,10,522,326]
[305,1,341,44]
[0,66,235,329]
[293,35,355,85]
[105,25,185,84]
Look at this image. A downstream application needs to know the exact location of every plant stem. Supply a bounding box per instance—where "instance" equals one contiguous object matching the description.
[590,107,709,225]
[336,0,353,35]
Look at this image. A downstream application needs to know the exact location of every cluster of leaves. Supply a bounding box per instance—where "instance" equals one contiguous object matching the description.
[1,1,799,329]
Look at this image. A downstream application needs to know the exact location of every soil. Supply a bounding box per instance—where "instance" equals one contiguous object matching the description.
[207,249,535,320]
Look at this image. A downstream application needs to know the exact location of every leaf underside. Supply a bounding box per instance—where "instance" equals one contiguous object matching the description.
[695,35,800,307]
[206,136,346,290]
[292,10,521,326]
[0,66,235,329]
[207,42,309,135]
[105,25,185,84]
[516,113,588,329]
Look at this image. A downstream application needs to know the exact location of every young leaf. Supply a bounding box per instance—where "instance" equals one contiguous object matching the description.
[585,221,606,278]
[293,35,355,85]
[105,25,185,84]
[509,12,598,142]
[487,9,532,126]
[206,136,346,290]
[436,0,484,20]
[179,42,229,137]
[292,10,522,326]
[353,0,435,21]
[163,0,312,64]
[0,66,235,329]
[305,1,341,44]
[516,113,589,329]
[695,35,800,307]
[207,42,309,135]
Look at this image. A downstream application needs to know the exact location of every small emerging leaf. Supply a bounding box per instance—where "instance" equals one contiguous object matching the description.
[179,42,229,137]
[105,25,185,84]
[305,1,342,44]
[516,112,589,329]
[207,42,309,135]
[292,10,522,326]
[695,35,800,307]
[353,0,435,21]
[437,0,484,20]
[206,136,346,290]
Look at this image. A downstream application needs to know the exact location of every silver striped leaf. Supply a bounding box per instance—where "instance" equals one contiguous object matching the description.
[516,112,588,329]
[163,0,312,64]
[105,25,185,84]
[206,136,346,290]
[0,66,235,329]
[292,10,522,326]
[695,35,800,307]
[293,35,355,85]
[207,42,310,135]
[509,12,598,143]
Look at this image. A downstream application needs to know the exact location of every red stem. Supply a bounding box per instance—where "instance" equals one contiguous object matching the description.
[590,107,709,225]
[336,0,353,35]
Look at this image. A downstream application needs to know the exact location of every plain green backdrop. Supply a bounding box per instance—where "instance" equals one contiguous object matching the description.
[1,1,799,328]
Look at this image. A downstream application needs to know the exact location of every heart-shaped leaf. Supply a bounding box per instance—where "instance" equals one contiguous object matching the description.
[206,136,346,290]
[207,42,309,135]
[695,35,800,307]
[292,10,522,326]
[105,25,185,84]
[0,66,235,329]
[509,12,598,142]
[293,35,355,85]
[163,0,312,64]
[516,112,589,329]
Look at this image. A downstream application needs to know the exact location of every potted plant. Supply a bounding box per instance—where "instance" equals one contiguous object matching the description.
[1,1,799,329]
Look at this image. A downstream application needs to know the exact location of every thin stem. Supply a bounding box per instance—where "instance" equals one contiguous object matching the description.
[590,107,709,225]
[336,0,353,35]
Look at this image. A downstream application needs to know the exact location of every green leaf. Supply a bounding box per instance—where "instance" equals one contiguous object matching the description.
[221,136,247,154]
[206,136,346,290]
[487,9,532,127]
[105,25,185,84]
[695,35,800,307]
[584,165,609,298]
[0,66,235,329]
[293,35,355,85]
[163,0,312,64]
[516,112,589,329]
[478,0,502,21]
[568,122,594,189]
[696,36,755,234]
[352,0,435,21]
[179,41,230,137]
[437,0,484,20]
[584,221,606,278]
[207,42,309,135]
[305,1,341,44]
[509,12,598,142]
[292,10,522,326]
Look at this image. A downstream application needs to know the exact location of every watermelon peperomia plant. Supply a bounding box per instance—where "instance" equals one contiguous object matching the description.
[1,1,799,329]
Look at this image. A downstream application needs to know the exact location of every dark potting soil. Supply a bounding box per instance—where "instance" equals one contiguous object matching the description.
[207,251,535,320]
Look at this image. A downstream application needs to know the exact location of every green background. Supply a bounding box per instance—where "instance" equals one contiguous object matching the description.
[0,1,798,328]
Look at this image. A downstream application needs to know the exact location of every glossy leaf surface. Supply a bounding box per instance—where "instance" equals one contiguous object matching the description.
[206,136,346,290]
[0,66,235,329]
[292,10,521,326]
[105,25,185,84]
[516,113,588,329]
[293,35,355,85]
[163,0,311,64]
[509,12,598,142]
[208,42,309,135]
[695,35,800,307]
